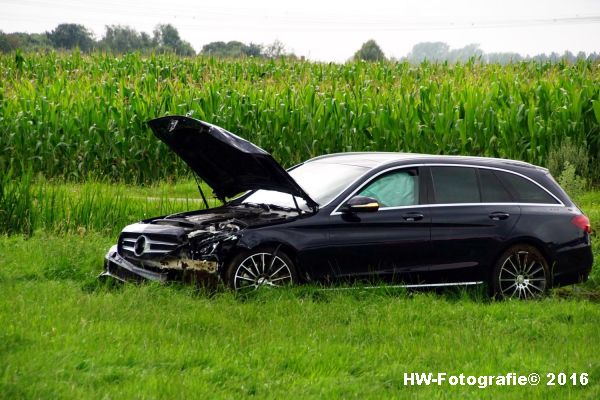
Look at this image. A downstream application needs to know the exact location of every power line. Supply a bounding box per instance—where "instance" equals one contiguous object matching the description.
[2,0,600,31]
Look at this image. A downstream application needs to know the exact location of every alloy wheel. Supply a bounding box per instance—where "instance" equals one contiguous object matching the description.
[233,252,293,292]
[498,250,547,299]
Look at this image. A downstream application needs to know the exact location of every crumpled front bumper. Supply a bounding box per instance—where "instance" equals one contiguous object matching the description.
[100,245,220,285]
[101,245,168,282]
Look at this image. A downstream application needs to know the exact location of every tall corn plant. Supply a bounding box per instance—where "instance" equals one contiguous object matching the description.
[1,52,599,183]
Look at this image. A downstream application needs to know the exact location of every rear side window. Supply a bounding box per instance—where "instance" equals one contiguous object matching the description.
[478,169,513,203]
[431,167,480,204]
[496,171,559,204]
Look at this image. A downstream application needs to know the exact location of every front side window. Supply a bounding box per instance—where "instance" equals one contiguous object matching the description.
[358,169,418,207]
[431,166,480,204]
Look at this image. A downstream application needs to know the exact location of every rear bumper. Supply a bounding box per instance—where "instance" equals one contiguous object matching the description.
[553,241,593,286]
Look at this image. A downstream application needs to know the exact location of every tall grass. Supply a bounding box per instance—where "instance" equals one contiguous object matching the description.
[0,169,34,235]
[0,175,213,236]
[1,53,599,183]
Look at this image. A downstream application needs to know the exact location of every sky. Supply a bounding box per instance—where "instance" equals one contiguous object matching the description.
[1,0,600,62]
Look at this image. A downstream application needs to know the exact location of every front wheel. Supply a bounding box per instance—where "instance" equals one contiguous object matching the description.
[492,244,550,300]
[224,247,297,292]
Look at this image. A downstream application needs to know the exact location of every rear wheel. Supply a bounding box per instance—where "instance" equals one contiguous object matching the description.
[492,245,549,300]
[225,247,297,292]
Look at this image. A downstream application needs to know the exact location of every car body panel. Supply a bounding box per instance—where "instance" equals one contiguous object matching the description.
[510,205,593,284]
[328,206,432,282]
[148,116,317,206]
[428,204,521,282]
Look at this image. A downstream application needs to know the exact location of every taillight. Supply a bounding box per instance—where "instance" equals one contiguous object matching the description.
[571,215,591,233]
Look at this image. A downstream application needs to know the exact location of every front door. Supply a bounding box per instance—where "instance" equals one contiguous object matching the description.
[328,167,431,283]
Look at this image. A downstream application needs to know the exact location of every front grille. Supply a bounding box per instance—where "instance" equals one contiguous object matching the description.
[119,233,181,257]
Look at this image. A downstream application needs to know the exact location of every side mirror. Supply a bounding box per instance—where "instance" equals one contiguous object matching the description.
[343,196,380,213]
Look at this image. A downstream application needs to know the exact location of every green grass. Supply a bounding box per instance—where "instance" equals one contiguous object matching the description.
[0,188,599,399]
[0,233,599,399]
[0,175,217,236]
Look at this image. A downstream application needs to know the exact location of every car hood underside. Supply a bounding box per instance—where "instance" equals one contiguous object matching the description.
[148,116,317,207]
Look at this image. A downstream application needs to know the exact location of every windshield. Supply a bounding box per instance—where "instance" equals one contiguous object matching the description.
[242,162,368,209]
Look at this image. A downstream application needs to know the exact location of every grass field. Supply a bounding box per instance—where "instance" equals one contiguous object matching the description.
[0,184,598,399]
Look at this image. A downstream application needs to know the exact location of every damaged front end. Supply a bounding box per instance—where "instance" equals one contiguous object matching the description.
[101,116,317,287]
[101,212,243,287]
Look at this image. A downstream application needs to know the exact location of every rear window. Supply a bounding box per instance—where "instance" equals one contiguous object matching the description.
[431,167,480,204]
[496,171,559,204]
[479,169,513,203]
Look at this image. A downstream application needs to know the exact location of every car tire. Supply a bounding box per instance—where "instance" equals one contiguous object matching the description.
[491,244,550,300]
[224,247,297,292]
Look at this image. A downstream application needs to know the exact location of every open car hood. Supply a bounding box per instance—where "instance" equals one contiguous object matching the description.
[148,116,317,207]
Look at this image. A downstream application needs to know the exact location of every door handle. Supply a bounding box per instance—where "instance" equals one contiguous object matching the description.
[402,212,424,222]
[489,212,510,221]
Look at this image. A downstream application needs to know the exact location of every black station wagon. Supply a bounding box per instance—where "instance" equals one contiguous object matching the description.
[102,116,593,299]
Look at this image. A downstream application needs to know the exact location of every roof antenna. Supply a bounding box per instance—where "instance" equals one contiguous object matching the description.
[193,174,210,209]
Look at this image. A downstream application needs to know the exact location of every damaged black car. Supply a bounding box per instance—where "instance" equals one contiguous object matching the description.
[102,116,593,298]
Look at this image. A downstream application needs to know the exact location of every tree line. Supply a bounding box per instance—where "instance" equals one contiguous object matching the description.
[0,23,293,58]
[353,40,600,64]
[1,23,195,55]
[1,23,598,63]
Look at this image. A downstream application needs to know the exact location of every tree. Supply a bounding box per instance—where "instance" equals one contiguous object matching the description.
[102,25,150,53]
[447,44,483,63]
[548,52,560,63]
[245,42,263,57]
[153,24,180,48]
[562,50,575,63]
[152,24,194,56]
[353,40,385,61]
[47,23,94,51]
[532,53,549,63]
[0,32,10,52]
[0,31,53,53]
[407,42,449,62]
[0,31,22,52]
[201,41,226,56]
[174,41,195,56]
[264,40,286,58]
[201,41,265,58]
[486,52,522,65]
[202,41,244,57]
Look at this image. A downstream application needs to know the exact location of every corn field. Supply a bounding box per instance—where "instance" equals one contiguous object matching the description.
[1,52,599,183]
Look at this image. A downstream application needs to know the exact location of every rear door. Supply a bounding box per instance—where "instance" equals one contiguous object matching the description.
[427,166,521,282]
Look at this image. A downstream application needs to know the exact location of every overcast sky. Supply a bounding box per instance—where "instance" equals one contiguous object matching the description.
[2,0,599,61]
